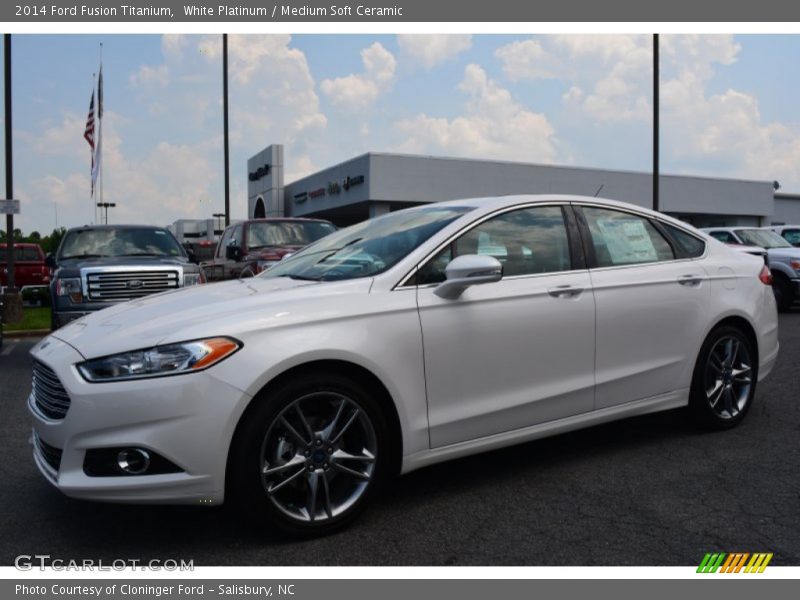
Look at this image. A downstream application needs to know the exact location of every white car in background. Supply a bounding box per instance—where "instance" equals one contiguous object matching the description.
[30,195,779,536]
[702,226,800,311]
[767,225,800,248]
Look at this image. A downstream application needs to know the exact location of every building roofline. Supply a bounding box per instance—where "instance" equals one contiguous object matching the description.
[285,150,774,188]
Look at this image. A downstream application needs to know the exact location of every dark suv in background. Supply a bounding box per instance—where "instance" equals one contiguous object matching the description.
[48,225,205,329]
[203,217,336,281]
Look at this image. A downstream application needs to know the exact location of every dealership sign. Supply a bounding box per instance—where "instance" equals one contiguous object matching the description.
[342,175,365,191]
[248,164,271,182]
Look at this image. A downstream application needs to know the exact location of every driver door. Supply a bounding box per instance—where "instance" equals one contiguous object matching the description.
[415,205,596,448]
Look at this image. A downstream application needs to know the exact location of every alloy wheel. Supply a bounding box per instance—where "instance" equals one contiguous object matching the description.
[704,335,753,420]
[259,392,377,523]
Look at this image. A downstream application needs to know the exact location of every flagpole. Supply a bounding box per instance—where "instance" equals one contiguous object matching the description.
[98,43,103,221]
[92,71,96,225]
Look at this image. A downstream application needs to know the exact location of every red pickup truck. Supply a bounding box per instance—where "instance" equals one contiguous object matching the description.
[0,243,51,288]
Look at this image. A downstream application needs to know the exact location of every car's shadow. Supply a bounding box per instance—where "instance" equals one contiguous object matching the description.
[9,405,714,562]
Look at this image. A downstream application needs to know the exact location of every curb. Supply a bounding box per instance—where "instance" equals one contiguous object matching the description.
[2,329,49,338]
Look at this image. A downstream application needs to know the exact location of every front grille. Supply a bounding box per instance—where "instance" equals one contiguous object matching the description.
[33,431,63,473]
[31,360,71,420]
[86,269,179,301]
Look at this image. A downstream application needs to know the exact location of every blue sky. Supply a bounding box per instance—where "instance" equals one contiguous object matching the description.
[3,34,800,233]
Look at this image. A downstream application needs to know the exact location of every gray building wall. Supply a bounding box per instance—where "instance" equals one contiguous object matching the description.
[270,149,777,227]
[773,194,800,225]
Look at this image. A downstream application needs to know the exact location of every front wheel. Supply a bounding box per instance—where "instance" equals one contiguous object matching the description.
[228,373,388,537]
[689,326,757,430]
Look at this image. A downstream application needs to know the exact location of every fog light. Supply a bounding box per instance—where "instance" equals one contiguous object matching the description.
[117,449,150,475]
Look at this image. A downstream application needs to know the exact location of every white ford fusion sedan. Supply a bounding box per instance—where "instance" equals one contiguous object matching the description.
[30,195,779,535]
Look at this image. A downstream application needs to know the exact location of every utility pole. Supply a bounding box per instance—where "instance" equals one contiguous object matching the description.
[653,33,660,212]
[222,33,230,227]
[3,33,22,324]
[5,34,15,292]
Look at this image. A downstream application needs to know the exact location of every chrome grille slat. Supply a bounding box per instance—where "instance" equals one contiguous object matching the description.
[31,361,71,420]
[85,269,179,302]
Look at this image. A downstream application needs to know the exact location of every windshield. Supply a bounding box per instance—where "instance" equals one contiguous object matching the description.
[261,206,473,282]
[248,220,336,249]
[58,228,186,259]
[736,229,793,249]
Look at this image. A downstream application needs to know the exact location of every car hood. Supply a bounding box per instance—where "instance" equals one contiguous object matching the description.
[51,276,372,359]
[766,247,800,260]
[56,256,191,268]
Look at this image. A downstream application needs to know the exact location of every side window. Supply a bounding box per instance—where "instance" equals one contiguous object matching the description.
[661,223,706,258]
[231,224,244,249]
[581,207,674,267]
[709,231,736,244]
[416,205,572,285]
[216,227,234,258]
[781,229,800,246]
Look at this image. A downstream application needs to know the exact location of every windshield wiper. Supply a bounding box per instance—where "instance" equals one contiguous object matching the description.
[59,254,107,259]
[276,273,321,281]
[120,252,166,257]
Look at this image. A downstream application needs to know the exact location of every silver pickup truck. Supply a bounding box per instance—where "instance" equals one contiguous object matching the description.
[702,226,800,311]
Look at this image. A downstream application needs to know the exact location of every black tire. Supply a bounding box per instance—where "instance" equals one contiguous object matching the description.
[689,325,757,430]
[772,274,793,313]
[227,372,390,537]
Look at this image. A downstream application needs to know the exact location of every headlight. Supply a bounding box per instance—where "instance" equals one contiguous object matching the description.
[184,272,204,286]
[55,277,83,303]
[77,337,242,382]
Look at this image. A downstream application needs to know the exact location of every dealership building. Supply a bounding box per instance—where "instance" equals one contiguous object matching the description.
[242,143,795,230]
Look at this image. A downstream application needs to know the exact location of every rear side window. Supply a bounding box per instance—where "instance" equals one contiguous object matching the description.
[581,207,674,267]
[661,223,706,258]
[708,231,738,244]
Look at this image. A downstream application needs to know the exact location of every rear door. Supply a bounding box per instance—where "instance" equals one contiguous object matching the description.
[575,205,710,408]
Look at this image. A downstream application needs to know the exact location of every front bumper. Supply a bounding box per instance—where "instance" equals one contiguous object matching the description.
[28,335,252,505]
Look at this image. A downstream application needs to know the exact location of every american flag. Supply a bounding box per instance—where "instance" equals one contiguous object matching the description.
[84,90,95,151]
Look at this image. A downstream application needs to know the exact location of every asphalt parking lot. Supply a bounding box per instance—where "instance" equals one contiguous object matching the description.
[1,314,799,567]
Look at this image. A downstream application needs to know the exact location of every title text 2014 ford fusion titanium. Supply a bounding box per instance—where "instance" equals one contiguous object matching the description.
[29,195,779,536]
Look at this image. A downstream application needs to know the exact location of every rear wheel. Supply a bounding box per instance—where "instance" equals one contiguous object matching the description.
[689,325,757,429]
[228,373,388,537]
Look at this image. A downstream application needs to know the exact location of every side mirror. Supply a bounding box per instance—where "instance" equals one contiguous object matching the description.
[45,253,57,269]
[225,243,241,261]
[434,254,503,299]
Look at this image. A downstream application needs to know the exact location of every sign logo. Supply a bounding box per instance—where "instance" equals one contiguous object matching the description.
[342,175,365,191]
[126,280,144,290]
[697,552,773,573]
[327,181,341,195]
[248,164,271,182]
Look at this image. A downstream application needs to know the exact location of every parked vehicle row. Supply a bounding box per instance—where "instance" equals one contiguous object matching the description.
[29,196,778,536]
[702,226,800,311]
[202,217,336,281]
[1,243,51,289]
[47,225,206,329]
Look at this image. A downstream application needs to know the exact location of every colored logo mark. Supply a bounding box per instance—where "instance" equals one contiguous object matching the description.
[697,552,773,573]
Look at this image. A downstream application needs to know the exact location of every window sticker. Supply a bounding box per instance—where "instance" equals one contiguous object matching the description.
[596,218,657,264]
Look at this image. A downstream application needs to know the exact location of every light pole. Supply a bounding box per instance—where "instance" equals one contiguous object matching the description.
[653,33,660,212]
[96,202,116,224]
[222,34,230,227]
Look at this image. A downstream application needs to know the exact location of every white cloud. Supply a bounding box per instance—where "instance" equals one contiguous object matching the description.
[129,64,169,88]
[397,34,472,69]
[320,42,396,111]
[495,39,562,80]
[395,64,557,163]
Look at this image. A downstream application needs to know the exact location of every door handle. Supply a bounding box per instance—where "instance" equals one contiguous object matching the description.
[548,285,584,298]
[677,274,704,286]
